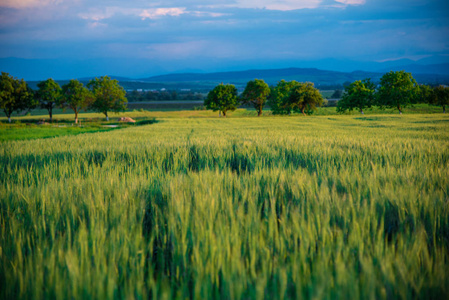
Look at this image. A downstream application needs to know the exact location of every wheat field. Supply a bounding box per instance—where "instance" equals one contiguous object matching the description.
[1,114,448,299]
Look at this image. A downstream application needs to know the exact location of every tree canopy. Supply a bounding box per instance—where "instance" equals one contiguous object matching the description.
[87,76,127,121]
[37,78,62,122]
[417,84,434,105]
[240,79,270,116]
[0,72,34,123]
[377,70,419,114]
[61,79,92,124]
[269,80,301,115]
[204,83,239,117]
[337,79,375,114]
[288,82,324,116]
[431,85,449,113]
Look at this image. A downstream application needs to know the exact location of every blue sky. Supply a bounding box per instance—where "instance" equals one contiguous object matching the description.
[0,0,448,79]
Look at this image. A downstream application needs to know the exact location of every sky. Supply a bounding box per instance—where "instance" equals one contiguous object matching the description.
[0,0,448,79]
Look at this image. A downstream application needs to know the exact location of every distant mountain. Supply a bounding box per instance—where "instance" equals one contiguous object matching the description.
[2,57,449,89]
[139,67,449,88]
[140,68,378,86]
[77,76,134,82]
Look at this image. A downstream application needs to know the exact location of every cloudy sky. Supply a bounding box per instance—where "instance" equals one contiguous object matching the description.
[0,0,448,79]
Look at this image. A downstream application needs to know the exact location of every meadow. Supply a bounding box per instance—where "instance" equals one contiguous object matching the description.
[1,111,448,299]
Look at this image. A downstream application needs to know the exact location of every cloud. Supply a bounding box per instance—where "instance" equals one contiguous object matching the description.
[140,7,186,20]
[191,11,227,18]
[199,0,323,11]
[203,0,366,11]
[334,0,366,5]
[79,7,122,21]
[235,0,321,10]
[77,6,223,22]
[1,0,449,78]
[0,0,63,9]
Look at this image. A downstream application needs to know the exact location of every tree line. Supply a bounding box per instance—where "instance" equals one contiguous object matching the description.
[2,70,448,122]
[205,79,324,117]
[0,72,127,123]
[205,71,449,116]
[337,71,449,114]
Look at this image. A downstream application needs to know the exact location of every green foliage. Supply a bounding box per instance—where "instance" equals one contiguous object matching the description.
[416,84,434,104]
[288,82,324,115]
[269,80,301,115]
[61,80,92,123]
[241,79,270,116]
[337,79,375,114]
[269,81,323,116]
[431,85,449,113]
[377,70,419,113]
[0,72,34,123]
[36,78,62,122]
[0,116,448,299]
[88,76,127,120]
[204,83,239,117]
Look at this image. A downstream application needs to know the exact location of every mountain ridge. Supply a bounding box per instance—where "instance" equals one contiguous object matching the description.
[137,67,448,87]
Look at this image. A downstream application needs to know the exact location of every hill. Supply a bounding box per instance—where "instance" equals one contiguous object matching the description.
[139,67,449,88]
[21,67,449,92]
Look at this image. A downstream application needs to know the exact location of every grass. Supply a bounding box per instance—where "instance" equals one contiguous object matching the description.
[0,123,118,141]
[1,103,445,123]
[0,118,158,142]
[0,113,448,299]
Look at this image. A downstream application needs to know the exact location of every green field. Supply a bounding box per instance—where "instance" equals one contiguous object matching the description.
[1,112,448,299]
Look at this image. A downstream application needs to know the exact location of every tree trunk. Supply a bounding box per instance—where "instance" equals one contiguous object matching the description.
[398,105,402,114]
[443,106,446,113]
[49,109,53,123]
[219,111,222,117]
[5,109,12,123]
[360,108,364,114]
[222,110,227,117]
[301,107,306,116]
[105,112,109,121]
[75,111,78,124]
[258,107,262,116]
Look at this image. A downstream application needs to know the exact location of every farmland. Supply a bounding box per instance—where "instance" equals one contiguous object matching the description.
[1,112,449,299]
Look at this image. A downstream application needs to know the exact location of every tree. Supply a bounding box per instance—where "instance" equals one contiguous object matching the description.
[204,83,239,117]
[288,82,324,116]
[337,79,375,114]
[240,79,270,116]
[61,80,92,124]
[36,78,62,122]
[88,76,127,121]
[417,84,434,104]
[377,70,419,114]
[0,72,34,123]
[431,85,449,113]
[268,80,301,115]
